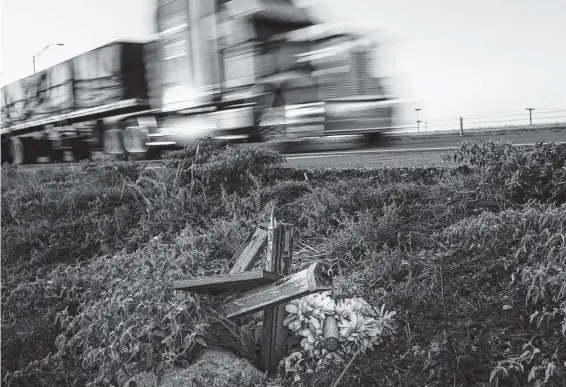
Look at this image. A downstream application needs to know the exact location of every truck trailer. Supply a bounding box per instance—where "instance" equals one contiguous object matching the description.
[1,0,401,165]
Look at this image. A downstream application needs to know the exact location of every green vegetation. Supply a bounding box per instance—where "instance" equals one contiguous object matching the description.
[2,139,565,387]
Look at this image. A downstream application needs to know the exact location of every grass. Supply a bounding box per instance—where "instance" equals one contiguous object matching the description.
[1,138,565,387]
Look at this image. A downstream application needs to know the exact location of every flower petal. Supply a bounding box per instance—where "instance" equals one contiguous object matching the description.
[286,304,298,314]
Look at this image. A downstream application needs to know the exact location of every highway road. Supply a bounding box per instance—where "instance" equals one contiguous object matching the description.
[267,126,566,153]
[270,126,566,168]
[10,126,566,171]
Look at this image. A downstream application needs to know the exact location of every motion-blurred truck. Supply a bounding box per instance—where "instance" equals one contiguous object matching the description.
[1,0,401,165]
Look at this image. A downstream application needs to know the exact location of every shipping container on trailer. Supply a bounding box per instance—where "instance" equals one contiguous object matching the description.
[1,41,151,137]
[0,40,155,164]
[72,42,149,110]
[1,60,74,128]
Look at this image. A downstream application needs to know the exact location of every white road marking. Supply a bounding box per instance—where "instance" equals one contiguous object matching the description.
[286,146,458,160]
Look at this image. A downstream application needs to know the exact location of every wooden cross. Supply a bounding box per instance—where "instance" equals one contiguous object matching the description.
[172,209,334,373]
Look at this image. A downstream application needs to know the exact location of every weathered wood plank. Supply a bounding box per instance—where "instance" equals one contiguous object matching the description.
[226,225,269,275]
[172,270,283,293]
[218,262,332,319]
[262,222,294,373]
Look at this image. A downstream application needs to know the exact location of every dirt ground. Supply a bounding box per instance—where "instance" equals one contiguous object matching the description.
[123,348,266,387]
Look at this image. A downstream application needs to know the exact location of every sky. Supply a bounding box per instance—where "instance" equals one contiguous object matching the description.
[1,0,565,130]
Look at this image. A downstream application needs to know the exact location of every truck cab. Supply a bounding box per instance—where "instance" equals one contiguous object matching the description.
[142,0,399,149]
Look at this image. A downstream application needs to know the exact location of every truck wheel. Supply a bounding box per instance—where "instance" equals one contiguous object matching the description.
[72,139,91,161]
[123,126,159,160]
[51,148,65,163]
[10,137,29,165]
[103,129,125,156]
[2,139,13,164]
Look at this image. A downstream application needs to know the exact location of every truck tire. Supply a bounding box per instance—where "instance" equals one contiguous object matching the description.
[72,138,91,161]
[103,129,125,156]
[10,137,29,165]
[51,147,65,163]
[2,138,13,164]
[123,126,160,160]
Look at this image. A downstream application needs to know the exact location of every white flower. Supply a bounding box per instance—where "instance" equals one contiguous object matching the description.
[283,295,397,371]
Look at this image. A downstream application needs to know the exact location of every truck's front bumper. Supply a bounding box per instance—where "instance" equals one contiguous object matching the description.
[144,97,403,147]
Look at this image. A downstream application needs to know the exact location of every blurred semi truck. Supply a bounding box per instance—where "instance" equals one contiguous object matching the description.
[1,0,401,165]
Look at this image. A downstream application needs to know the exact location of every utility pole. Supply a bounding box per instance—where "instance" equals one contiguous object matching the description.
[33,43,64,74]
[526,108,535,125]
[415,108,421,132]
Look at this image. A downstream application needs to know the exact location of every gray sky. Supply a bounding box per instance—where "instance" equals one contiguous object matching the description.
[1,0,565,129]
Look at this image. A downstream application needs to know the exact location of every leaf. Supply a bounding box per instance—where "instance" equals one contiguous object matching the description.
[283,314,296,327]
[309,316,321,331]
[350,312,358,328]
[171,319,179,335]
[490,369,498,383]
[254,326,262,342]
[544,361,555,382]
[195,336,207,348]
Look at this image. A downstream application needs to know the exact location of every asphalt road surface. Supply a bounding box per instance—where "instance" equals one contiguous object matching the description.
[285,148,454,169]
[275,127,566,168]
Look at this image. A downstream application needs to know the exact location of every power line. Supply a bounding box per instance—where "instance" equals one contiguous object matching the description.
[393,115,566,130]
[466,113,566,124]
[409,109,566,124]
[412,110,566,125]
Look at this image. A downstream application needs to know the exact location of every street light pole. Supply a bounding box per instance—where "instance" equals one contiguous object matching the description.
[526,108,535,125]
[33,43,64,74]
[415,108,421,132]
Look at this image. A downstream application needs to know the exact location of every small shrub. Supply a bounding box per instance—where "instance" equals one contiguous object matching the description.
[447,140,566,205]
[5,239,223,387]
